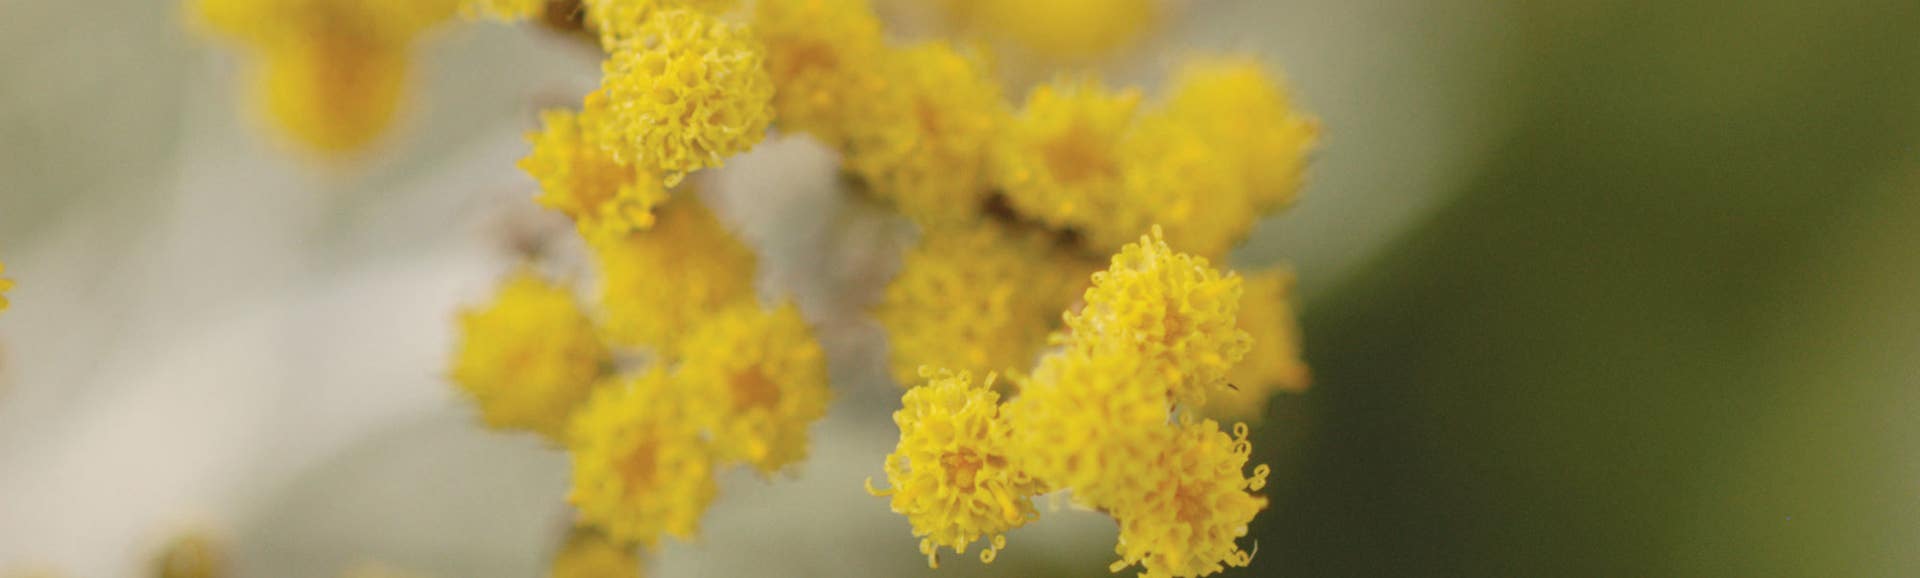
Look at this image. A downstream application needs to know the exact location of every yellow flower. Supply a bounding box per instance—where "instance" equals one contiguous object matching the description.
[461,0,543,21]
[594,8,774,186]
[992,78,1139,238]
[152,532,226,578]
[752,0,884,145]
[550,526,642,578]
[1004,348,1171,510]
[193,0,457,153]
[451,271,611,440]
[1113,109,1255,260]
[583,0,740,47]
[867,369,1042,567]
[1209,270,1310,421]
[591,197,757,351]
[945,0,1155,61]
[875,223,1090,386]
[1064,227,1250,408]
[841,42,1007,225]
[1109,420,1270,578]
[1164,57,1320,212]
[676,302,830,474]
[567,367,717,547]
[522,106,668,241]
[0,260,12,313]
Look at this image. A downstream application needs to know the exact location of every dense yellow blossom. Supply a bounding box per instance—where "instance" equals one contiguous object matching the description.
[451,271,611,440]
[461,0,543,21]
[867,369,1042,567]
[1004,349,1172,510]
[1209,270,1310,421]
[874,223,1089,385]
[193,0,457,153]
[1113,110,1255,259]
[583,0,740,47]
[1109,420,1269,578]
[550,527,641,578]
[592,197,757,351]
[152,532,226,578]
[676,302,830,474]
[842,42,1007,225]
[0,260,11,313]
[992,79,1140,239]
[752,0,885,145]
[568,368,717,547]
[595,8,775,186]
[1064,227,1250,407]
[1164,57,1320,212]
[522,107,668,241]
[945,0,1155,61]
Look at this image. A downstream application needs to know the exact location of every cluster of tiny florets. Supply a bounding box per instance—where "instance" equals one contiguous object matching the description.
[675,302,830,474]
[451,271,610,441]
[840,42,1008,225]
[522,107,668,242]
[595,8,775,186]
[1065,227,1252,407]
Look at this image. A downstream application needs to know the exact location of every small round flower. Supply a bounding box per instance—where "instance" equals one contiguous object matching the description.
[461,0,543,21]
[867,369,1042,568]
[1209,270,1310,422]
[947,0,1155,61]
[451,271,611,440]
[595,8,775,186]
[522,107,669,242]
[1109,420,1270,578]
[1164,57,1320,212]
[875,223,1090,385]
[1114,110,1255,259]
[591,197,757,352]
[1064,227,1251,408]
[549,526,642,578]
[752,0,885,145]
[584,0,740,47]
[992,78,1139,237]
[568,367,717,547]
[675,302,830,475]
[1004,348,1172,510]
[0,260,12,313]
[841,42,1007,225]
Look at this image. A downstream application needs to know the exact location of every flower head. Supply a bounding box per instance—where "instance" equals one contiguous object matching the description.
[1114,110,1255,259]
[992,78,1139,237]
[595,8,774,186]
[1064,227,1250,407]
[867,369,1042,567]
[591,197,757,351]
[676,302,830,474]
[842,42,1007,225]
[1209,270,1310,421]
[1109,420,1270,578]
[1005,348,1171,509]
[549,526,641,578]
[1164,57,1320,212]
[522,106,668,241]
[875,223,1091,385]
[752,0,885,145]
[568,368,717,547]
[451,271,611,440]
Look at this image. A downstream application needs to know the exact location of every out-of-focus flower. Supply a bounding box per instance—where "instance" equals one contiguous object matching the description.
[1064,227,1250,407]
[549,526,642,578]
[594,8,774,186]
[875,223,1089,385]
[522,107,668,242]
[1164,57,1320,213]
[591,197,757,352]
[753,0,885,145]
[450,271,611,441]
[1004,348,1171,509]
[0,260,12,313]
[841,42,1007,225]
[867,369,1041,567]
[992,78,1139,241]
[675,302,830,475]
[192,0,459,153]
[461,0,543,21]
[943,0,1155,61]
[567,368,717,547]
[582,0,740,47]
[1209,270,1310,421]
[1109,420,1269,578]
[1114,110,1253,259]
[152,532,226,578]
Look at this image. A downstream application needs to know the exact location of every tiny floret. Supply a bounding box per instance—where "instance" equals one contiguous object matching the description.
[676,302,830,475]
[752,0,885,144]
[992,78,1139,240]
[594,8,775,186]
[1164,57,1320,212]
[568,368,717,547]
[451,271,611,440]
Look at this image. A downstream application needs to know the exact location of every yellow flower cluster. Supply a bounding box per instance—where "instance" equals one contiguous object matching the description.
[595,8,775,186]
[1210,270,1311,421]
[191,0,459,153]
[549,527,642,578]
[568,368,718,547]
[0,260,11,314]
[676,302,830,474]
[867,369,1042,567]
[876,230,1277,577]
[522,106,668,243]
[840,42,1008,225]
[875,223,1092,385]
[592,197,758,351]
[450,271,611,441]
[752,0,885,145]
[942,0,1157,61]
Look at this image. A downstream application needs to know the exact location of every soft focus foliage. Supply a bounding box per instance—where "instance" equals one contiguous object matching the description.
[548,527,642,578]
[753,0,885,145]
[451,271,611,441]
[1109,420,1270,578]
